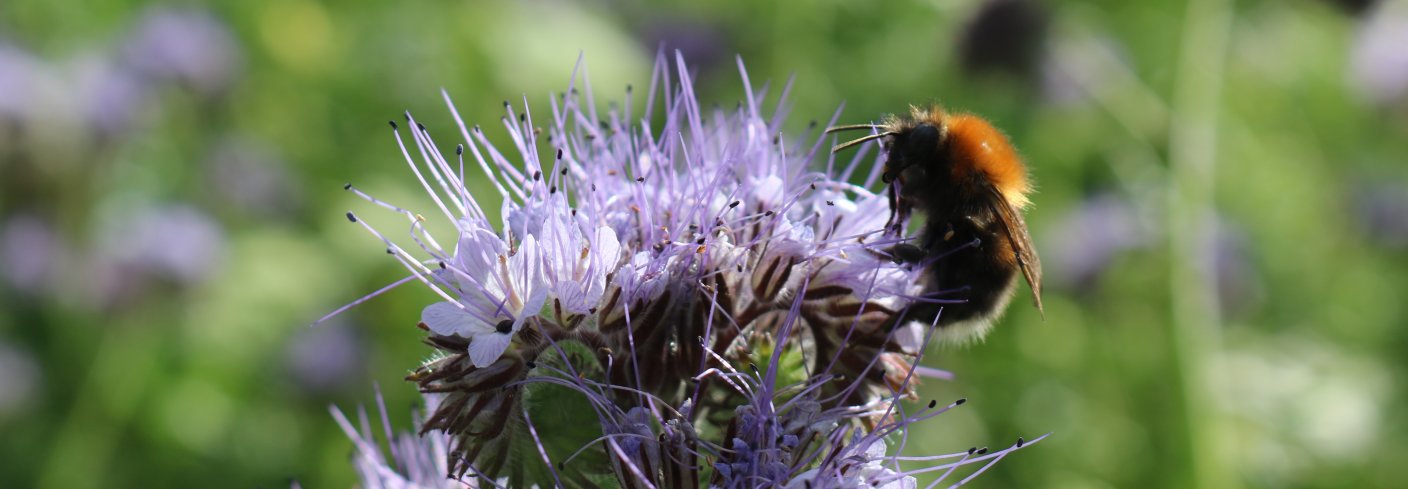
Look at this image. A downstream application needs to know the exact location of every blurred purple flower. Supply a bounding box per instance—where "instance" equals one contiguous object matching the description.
[1351,180,1408,248]
[1043,193,1152,294]
[121,7,241,95]
[71,54,149,139]
[0,213,66,296]
[206,136,301,216]
[1207,218,1264,318]
[332,393,470,489]
[1350,1,1408,105]
[93,203,226,293]
[0,44,42,124]
[637,18,732,78]
[285,322,366,394]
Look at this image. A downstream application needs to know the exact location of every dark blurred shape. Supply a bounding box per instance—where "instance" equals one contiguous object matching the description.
[1350,180,1408,249]
[1350,1,1408,105]
[637,17,731,78]
[1209,219,1265,319]
[284,323,366,395]
[1325,0,1379,16]
[120,7,242,96]
[207,136,301,217]
[1043,193,1150,295]
[0,341,40,416]
[957,0,1050,81]
[0,214,63,297]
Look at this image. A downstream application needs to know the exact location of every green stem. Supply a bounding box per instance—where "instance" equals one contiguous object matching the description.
[1168,0,1238,488]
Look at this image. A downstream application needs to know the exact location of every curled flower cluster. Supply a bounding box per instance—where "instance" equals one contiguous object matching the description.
[337,53,1042,488]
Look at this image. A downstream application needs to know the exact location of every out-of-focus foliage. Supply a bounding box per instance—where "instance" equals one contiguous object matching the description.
[0,0,1404,487]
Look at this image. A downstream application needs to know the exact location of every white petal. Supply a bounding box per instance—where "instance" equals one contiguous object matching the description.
[594,225,622,268]
[517,235,541,282]
[467,332,513,368]
[421,302,477,337]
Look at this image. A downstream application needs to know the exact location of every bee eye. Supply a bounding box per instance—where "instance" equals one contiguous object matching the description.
[909,123,941,156]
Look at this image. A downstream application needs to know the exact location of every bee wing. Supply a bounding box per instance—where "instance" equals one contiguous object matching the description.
[983,185,1044,318]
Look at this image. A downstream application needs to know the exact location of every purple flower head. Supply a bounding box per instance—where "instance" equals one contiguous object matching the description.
[335,52,1042,487]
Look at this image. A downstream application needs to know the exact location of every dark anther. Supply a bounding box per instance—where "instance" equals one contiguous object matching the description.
[502,100,510,108]
[560,168,568,176]
[571,209,577,216]
[438,262,447,269]
[826,201,835,206]
[810,183,817,190]
[976,447,989,455]
[956,398,967,405]
[533,171,542,181]
[591,184,597,192]
[636,177,645,183]
[495,319,514,334]
[808,120,817,128]
[345,212,357,223]
[526,361,537,369]
[518,113,526,123]
[416,122,426,131]
[556,148,563,159]
[550,186,557,194]
[473,124,481,133]
[588,307,597,314]
[728,201,740,209]
[385,248,395,255]
[388,120,398,130]
[626,84,633,93]
[696,238,706,245]
[928,400,937,409]
[1016,437,1025,447]
[967,447,977,455]
[343,183,352,190]
[773,133,780,144]
[764,210,775,217]
[403,111,411,121]
[456,144,464,155]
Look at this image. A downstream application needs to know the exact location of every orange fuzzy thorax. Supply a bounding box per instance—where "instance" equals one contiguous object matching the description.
[906,107,1032,209]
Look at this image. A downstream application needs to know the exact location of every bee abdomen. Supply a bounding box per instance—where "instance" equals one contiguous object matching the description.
[899,212,1021,338]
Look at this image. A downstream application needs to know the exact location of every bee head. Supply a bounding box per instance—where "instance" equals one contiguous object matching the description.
[883,122,945,184]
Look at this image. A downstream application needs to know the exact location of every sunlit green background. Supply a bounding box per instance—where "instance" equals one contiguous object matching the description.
[2,0,1405,487]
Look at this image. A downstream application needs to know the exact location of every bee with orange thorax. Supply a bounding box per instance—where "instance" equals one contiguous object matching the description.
[829,106,1043,341]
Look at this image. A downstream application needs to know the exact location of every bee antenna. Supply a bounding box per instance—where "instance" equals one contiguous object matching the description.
[831,132,896,153]
[823,123,884,134]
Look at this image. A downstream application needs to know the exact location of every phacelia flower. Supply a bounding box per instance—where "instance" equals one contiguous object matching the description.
[336,52,1043,487]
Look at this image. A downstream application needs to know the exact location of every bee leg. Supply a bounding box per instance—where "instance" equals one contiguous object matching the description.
[884,183,912,237]
[889,243,926,264]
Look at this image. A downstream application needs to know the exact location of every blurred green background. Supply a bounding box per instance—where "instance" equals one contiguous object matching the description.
[2,0,1405,487]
